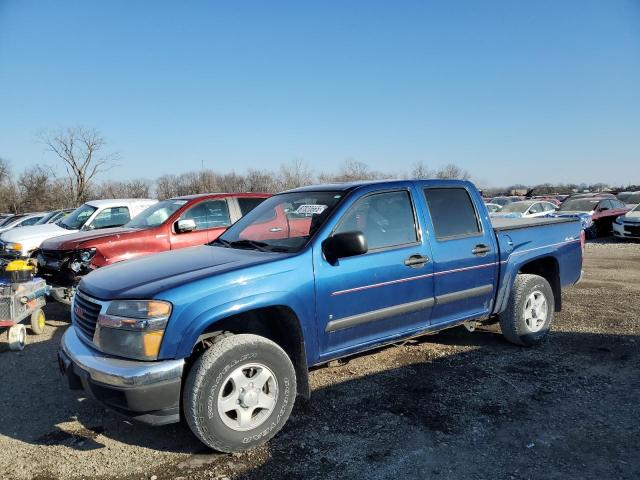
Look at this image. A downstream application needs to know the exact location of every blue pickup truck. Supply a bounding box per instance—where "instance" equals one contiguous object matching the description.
[59,180,584,452]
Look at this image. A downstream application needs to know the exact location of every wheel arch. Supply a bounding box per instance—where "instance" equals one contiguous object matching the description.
[517,256,561,311]
[187,305,311,399]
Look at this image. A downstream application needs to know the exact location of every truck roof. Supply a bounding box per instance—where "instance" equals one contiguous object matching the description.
[286,179,471,193]
[85,198,157,207]
[171,192,270,200]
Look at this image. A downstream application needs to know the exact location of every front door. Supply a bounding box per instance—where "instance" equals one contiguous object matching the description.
[314,189,434,358]
[170,199,232,249]
[422,187,498,327]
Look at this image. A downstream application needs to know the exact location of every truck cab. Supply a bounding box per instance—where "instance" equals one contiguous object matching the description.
[58,180,583,453]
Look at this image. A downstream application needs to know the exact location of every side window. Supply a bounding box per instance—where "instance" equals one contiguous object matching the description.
[238,197,267,216]
[181,200,230,230]
[599,200,612,210]
[612,200,625,209]
[91,207,131,229]
[528,203,543,214]
[542,202,556,212]
[334,191,418,250]
[424,188,481,240]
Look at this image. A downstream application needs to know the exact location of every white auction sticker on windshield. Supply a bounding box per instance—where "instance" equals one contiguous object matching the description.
[173,200,188,205]
[295,204,328,215]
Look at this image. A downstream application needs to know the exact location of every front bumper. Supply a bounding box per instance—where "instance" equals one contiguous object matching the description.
[613,221,640,239]
[59,327,184,425]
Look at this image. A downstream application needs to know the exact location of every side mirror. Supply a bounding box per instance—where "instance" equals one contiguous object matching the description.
[322,231,368,263]
[176,219,197,233]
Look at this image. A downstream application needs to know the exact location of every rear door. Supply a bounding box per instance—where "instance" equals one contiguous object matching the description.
[314,188,435,357]
[422,186,498,327]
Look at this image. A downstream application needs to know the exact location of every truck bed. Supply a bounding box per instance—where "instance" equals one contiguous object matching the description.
[491,216,579,232]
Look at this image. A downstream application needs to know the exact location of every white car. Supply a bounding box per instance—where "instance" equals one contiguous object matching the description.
[485,203,503,214]
[490,200,557,219]
[0,199,157,258]
[613,203,640,240]
[0,212,48,234]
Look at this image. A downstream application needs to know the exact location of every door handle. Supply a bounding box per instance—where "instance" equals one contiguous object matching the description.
[269,227,283,232]
[472,244,491,256]
[404,254,429,268]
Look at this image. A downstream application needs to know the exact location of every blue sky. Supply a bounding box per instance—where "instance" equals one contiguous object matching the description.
[1,0,639,187]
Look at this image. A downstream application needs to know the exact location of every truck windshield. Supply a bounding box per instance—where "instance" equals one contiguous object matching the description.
[558,199,599,212]
[212,191,344,252]
[57,204,97,230]
[125,199,186,228]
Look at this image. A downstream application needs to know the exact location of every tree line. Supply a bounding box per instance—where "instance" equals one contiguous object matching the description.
[0,127,474,213]
[1,126,636,214]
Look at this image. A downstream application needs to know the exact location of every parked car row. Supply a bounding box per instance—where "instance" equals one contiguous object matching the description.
[0,209,74,234]
[0,194,270,303]
[484,190,638,240]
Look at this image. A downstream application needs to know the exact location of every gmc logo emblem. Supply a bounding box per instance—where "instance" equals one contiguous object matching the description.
[74,304,86,320]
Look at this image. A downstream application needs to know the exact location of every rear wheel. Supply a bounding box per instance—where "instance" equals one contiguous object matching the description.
[499,274,554,346]
[183,333,297,453]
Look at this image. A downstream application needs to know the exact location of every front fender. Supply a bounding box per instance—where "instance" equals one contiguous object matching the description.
[158,289,315,361]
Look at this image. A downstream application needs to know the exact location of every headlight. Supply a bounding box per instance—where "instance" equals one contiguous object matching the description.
[4,242,23,253]
[95,300,172,360]
[614,217,624,225]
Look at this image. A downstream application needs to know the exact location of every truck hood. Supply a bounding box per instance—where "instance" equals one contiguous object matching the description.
[0,223,76,244]
[41,227,136,250]
[80,245,285,299]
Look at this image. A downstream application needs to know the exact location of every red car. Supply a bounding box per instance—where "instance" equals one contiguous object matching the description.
[37,193,269,303]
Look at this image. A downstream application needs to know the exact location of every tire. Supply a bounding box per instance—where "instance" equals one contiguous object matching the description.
[183,333,297,453]
[30,308,46,335]
[586,223,598,239]
[499,274,554,346]
[8,324,27,351]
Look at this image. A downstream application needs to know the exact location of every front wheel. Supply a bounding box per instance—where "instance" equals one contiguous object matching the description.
[499,274,554,346]
[183,333,297,453]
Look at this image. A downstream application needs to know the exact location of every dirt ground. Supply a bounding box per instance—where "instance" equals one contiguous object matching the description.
[1,240,639,480]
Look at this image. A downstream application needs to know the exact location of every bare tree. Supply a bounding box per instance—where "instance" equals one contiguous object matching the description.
[0,158,18,213]
[435,163,470,180]
[279,159,314,190]
[410,161,434,179]
[40,127,118,205]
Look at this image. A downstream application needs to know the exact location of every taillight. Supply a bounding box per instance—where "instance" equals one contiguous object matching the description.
[580,230,585,254]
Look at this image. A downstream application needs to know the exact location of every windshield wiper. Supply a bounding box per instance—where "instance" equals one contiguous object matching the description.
[210,238,232,248]
[229,240,271,252]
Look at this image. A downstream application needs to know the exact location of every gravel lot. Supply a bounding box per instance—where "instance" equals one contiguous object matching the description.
[1,240,639,480]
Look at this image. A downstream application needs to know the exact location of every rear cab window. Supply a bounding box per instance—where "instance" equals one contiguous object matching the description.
[238,197,267,216]
[423,187,482,240]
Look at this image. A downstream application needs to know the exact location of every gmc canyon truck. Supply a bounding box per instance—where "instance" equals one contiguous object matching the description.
[37,193,269,304]
[58,180,584,453]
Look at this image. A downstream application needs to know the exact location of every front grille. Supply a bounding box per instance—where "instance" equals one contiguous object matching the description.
[39,249,71,261]
[624,225,640,235]
[73,290,102,340]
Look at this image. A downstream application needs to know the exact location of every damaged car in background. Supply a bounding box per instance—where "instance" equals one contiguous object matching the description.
[0,199,157,261]
[37,193,269,304]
